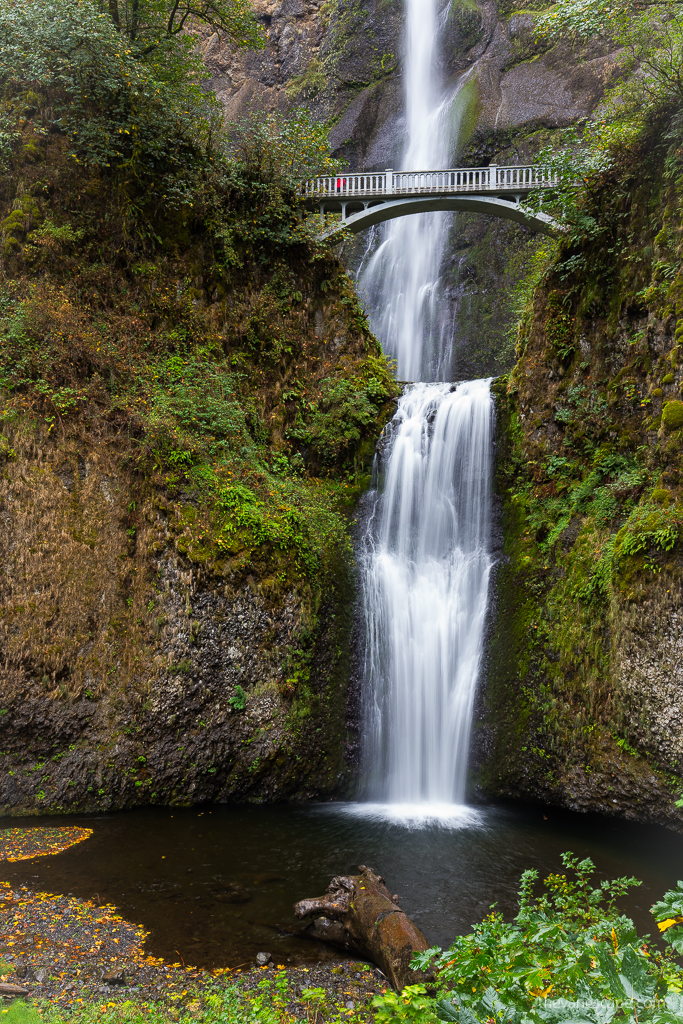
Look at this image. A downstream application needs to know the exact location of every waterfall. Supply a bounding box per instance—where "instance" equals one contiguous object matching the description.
[353,0,495,817]
[357,0,469,382]
[360,381,493,809]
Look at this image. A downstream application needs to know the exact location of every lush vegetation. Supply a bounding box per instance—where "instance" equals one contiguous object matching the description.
[471,0,683,803]
[374,856,683,1024]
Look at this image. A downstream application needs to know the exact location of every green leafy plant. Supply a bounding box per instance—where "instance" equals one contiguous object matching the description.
[228,684,246,711]
[379,854,683,1024]
[228,107,344,187]
[373,984,438,1024]
[652,881,683,955]
[301,986,329,1023]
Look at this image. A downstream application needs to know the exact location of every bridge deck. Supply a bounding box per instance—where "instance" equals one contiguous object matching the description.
[300,164,558,203]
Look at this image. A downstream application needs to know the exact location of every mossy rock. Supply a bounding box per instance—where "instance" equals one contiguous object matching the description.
[651,488,671,506]
[662,400,683,432]
[2,209,27,238]
[662,373,675,385]
[652,388,663,397]
[2,236,21,258]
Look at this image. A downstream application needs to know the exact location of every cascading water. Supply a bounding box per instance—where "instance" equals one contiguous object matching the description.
[360,381,493,811]
[354,0,495,817]
[357,0,471,382]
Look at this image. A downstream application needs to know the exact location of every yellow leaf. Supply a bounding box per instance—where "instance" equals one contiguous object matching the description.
[530,985,554,999]
[658,916,683,932]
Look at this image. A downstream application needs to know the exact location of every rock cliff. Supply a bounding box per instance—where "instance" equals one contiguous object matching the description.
[0,118,396,815]
[473,105,683,828]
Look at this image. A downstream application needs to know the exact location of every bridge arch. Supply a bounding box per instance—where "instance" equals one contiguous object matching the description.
[318,194,559,237]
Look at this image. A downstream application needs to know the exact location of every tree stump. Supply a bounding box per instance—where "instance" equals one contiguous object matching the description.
[294,865,429,990]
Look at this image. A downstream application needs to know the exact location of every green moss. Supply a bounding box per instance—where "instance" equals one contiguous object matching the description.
[662,373,675,384]
[662,400,683,431]
[285,58,327,101]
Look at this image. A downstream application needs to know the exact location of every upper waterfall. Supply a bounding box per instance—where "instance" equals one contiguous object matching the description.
[357,0,469,382]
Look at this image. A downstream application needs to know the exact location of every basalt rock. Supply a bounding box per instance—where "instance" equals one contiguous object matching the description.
[294,866,429,990]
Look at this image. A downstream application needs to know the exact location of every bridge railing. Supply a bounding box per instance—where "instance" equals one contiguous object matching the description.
[300,164,559,197]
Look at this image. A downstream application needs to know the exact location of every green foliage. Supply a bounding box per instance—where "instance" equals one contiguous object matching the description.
[104,0,263,53]
[373,985,437,1024]
[0,1003,43,1024]
[652,882,683,956]
[228,108,344,187]
[228,684,247,710]
[35,978,298,1023]
[534,0,625,43]
[0,0,225,189]
[617,502,680,557]
[525,126,613,244]
[386,855,683,1024]
[288,375,390,470]
[301,986,329,1010]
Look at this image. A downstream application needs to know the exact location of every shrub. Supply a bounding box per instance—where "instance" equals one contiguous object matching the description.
[0,0,261,186]
[228,107,344,188]
[373,854,683,1024]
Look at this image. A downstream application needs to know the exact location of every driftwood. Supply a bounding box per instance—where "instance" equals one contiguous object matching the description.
[294,865,429,990]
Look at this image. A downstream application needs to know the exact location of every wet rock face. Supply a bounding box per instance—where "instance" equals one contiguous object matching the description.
[614,596,683,774]
[205,0,618,165]
[470,184,683,827]
[203,0,406,169]
[0,446,354,815]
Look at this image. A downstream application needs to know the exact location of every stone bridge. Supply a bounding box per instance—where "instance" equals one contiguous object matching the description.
[300,165,561,237]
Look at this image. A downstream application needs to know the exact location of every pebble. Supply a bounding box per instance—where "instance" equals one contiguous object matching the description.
[255,951,272,967]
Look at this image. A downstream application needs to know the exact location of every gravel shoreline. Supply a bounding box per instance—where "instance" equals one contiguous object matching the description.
[0,879,387,1018]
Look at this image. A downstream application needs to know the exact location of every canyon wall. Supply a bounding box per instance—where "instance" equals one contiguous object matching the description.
[473,107,683,827]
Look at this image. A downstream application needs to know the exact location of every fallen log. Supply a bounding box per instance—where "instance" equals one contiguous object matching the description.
[294,865,429,991]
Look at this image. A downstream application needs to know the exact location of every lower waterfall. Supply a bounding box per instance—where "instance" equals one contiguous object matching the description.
[360,379,493,811]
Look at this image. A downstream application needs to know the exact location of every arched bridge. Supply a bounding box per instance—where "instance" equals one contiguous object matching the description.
[300,165,561,237]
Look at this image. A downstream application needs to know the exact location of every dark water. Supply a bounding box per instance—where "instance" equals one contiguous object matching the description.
[1,801,682,969]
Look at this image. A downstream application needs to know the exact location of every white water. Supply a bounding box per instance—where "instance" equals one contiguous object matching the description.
[357,0,471,382]
[357,0,494,817]
[361,381,494,808]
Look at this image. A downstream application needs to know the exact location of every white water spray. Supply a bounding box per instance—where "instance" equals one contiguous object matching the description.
[361,381,493,808]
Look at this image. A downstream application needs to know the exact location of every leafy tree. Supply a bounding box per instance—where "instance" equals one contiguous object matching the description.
[228,108,344,187]
[535,0,683,106]
[0,0,264,181]
[102,0,264,54]
[0,0,219,174]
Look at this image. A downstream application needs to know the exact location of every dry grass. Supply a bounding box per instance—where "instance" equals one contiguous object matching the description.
[0,424,156,700]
